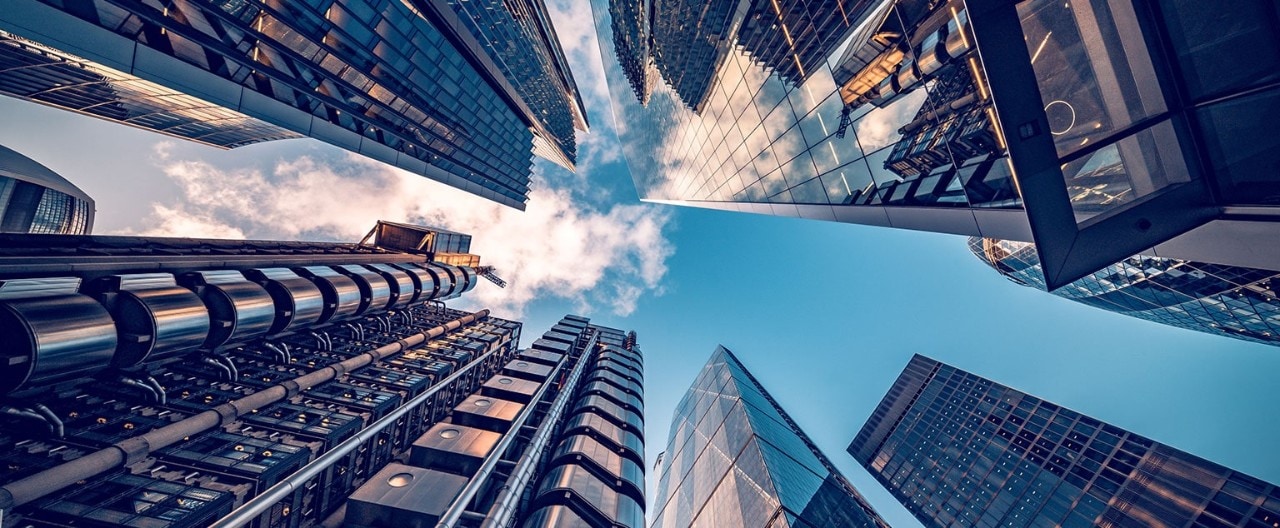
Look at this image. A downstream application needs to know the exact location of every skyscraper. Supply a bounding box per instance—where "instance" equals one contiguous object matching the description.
[593,0,1280,288]
[850,354,1280,528]
[970,237,1280,346]
[0,144,94,234]
[0,224,644,527]
[650,346,887,528]
[0,0,588,209]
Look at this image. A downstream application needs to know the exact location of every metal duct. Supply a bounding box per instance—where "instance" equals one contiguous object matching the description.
[178,270,274,349]
[295,266,363,323]
[86,273,210,368]
[0,309,491,512]
[459,266,479,293]
[420,263,455,300]
[244,268,326,334]
[334,264,392,314]
[389,263,436,304]
[0,278,117,394]
[943,13,970,60]
[365,264,416,309]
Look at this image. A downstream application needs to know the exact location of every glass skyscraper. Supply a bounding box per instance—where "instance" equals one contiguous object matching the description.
[651,346,887,528]
[0,0,588,209]
[971,237,1280,347]
[0,144,93,234]
[592,0,1280,288]
[850,354,1280,528]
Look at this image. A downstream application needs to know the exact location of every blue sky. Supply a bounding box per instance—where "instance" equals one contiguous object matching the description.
[2,5,1279,527]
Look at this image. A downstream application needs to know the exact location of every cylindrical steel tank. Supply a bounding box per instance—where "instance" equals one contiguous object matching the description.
[178,270,274,349]
[0,278,117,394]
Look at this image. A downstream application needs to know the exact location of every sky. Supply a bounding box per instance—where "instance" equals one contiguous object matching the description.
[1,4,1279,527]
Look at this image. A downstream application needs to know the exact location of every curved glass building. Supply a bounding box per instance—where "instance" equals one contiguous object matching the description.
[970,237,1280,346]
[0,144,93,234]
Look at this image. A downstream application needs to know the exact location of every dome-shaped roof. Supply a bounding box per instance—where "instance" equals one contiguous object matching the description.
[0,144,93,204]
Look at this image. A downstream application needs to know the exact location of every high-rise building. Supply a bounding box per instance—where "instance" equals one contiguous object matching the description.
[0,0,588,209]
[849,354,1280,528]
[650,346,887,528]
[0,144,93,234]
[970,237,1280,346]
[592,0,1280,288]
[0,225,644,527]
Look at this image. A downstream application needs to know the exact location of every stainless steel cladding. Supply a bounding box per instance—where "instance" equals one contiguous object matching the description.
[421,263,455,299]
[346,463,470,528]
[389,263,435,304]
[244,268,326,334]
[86,273,211,368]
[459,266,478,294]
[365,264,416,309]
[295,266,363,323]
[178,270,274,348]
[408,423,501,476]
[335,264,393,314]
[0,278,117,394]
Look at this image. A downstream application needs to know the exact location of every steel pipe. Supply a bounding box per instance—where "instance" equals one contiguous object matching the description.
[436,331,598,528]
[0,309,490,512]
[208,312,505,528]
[479,331,601,528]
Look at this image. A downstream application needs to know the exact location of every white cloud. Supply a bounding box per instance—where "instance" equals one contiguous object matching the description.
[114,148,673,318]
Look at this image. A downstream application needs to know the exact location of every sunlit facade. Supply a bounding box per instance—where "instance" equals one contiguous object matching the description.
[0,222,644,527]
[971,237,1280,346]
[0,0,588,209]
[650,346,887,528]
[593,0,1280,289]
[850,355,1280,528]
[0,144,93,234]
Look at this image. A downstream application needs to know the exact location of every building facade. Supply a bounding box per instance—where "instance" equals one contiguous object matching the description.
[849,354,1280,528]
[0,144,93,234]
[970,237,1280,346]
[593,0,1280,288]
[0,0,588,209]
[650,346,887,528]
[0,224,644,527]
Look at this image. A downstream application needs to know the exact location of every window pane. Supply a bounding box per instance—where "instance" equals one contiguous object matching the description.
[1016,0,1166,157]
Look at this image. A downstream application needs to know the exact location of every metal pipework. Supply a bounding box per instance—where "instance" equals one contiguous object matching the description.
[436,331,599,528]
[295,266,363,324]
[334,264,393,315]
[177,270,274,349]
[479,332,601,528]
[0,309,490,512]
[0,278,117,394]
[207,318,509,528]
[84,273,211,369]
[244,268,326,334]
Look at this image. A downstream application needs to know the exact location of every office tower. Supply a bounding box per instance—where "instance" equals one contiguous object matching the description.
[0,0,588,209]
[651,346,887,528]
[0,144,93,234]
[593,0,1280,288]
[850,355,1280,528]
[0,224,646,527]
[971,237,1280,346]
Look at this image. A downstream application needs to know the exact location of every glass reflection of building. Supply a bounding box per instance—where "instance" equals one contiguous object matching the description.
[0,144,93,234]
[850,354,1280,528]
[971,237,1280,346]
[650,346,888,528]
[0,0,588,209]
[593,0,1280,289]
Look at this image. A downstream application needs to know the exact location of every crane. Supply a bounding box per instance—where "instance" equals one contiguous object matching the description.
[474,266,507,288]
